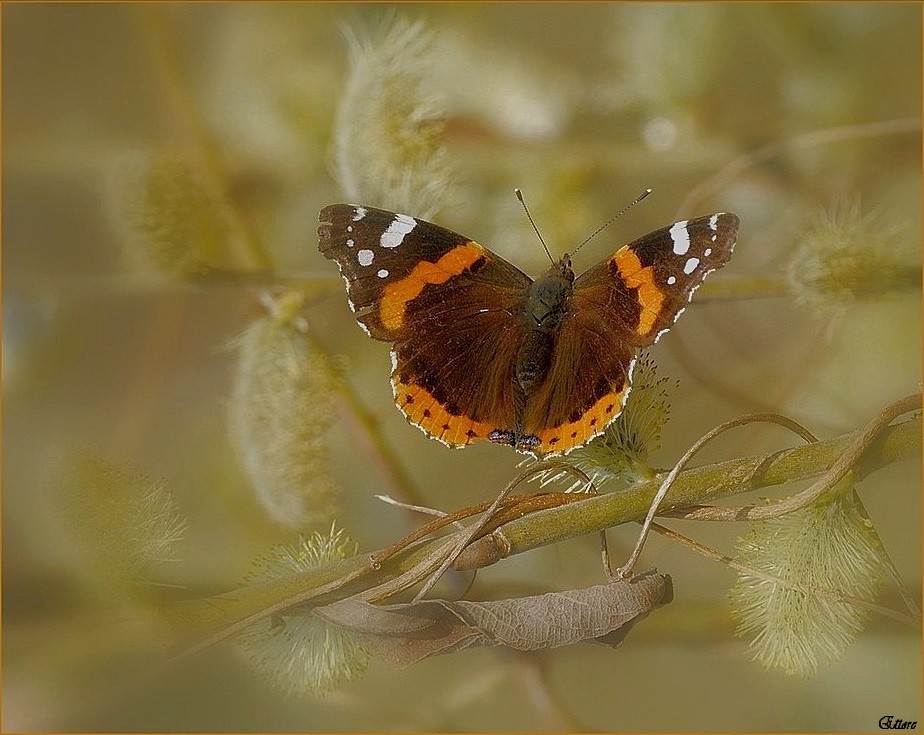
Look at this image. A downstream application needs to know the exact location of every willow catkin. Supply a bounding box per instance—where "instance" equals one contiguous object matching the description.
[236,525,368,698]
[334,18,452,219]
[106,150,229,275]
[228,308,340,528]
[55,450,187,590]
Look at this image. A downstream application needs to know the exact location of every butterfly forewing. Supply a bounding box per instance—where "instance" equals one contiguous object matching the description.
[572,213,739,345]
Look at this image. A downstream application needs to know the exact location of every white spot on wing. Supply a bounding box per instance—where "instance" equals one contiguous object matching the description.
[377,268,389,278]
[669,220,690,255]
[704,247,712,257]
[683,257,700,274]
[381,213,417,249]
[346,238,354,247]
[352,207,367,221]
[651,248,728,345]
[667,275,677,285]
[357,249,374,266]
[709,214,719,231]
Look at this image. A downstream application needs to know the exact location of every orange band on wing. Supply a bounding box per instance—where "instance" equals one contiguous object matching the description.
[393,378,494,447]
[534,385,628,455]
[612,248,664,336]
[379,242,485,331]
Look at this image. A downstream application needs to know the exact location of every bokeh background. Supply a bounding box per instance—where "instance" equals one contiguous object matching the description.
[3,3,921,731]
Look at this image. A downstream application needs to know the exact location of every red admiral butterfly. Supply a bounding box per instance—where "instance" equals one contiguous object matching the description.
[319,204,738,456]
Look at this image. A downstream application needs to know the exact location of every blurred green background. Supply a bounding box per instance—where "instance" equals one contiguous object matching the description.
[3,3,920,731]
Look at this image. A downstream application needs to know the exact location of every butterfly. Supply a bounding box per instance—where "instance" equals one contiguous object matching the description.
[319,203,738,456]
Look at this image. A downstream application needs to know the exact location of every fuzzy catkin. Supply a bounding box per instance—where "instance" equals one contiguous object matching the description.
[525,353,674,492]
[228,315,339,528]
[106,150,229,275]
[334,19,452,219]
[55,450,187,590]
[787,200,916,310]
[237,526,368,698]
[730,479,888,676]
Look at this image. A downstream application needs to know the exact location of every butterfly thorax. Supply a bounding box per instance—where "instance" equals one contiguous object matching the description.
[515,256,575,396]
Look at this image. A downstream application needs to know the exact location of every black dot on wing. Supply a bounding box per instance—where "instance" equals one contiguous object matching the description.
[570,431,578,438]
[465,429,478,438]
[605,404,614,413]
[404,394,415,405]
[549,437,560,444]
[441,423,451,431]
[422,408,431,418]
[589,417,597,426]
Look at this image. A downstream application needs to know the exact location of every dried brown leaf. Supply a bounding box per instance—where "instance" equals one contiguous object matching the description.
[317,571,672,666]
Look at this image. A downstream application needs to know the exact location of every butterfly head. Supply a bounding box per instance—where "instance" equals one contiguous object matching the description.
[554,254,575,283]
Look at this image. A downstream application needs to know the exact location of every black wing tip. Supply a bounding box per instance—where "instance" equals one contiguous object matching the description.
[318,203,364,251]
[690,211,739,225]
[691,211,740,243]
[722,212,741,231]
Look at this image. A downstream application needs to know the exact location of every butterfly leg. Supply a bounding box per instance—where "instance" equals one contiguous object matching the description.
[487,428,541,451]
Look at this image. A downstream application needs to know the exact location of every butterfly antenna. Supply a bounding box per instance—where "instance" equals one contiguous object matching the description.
[515,188,555,265]
[571,188,653,257]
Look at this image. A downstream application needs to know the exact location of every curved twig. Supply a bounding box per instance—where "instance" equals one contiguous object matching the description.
[616,413,819,576]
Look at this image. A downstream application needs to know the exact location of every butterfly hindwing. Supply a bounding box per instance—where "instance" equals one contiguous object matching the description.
[521,308,636,455]
[391,283,525,448]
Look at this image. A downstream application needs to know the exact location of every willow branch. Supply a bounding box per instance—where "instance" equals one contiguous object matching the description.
[165,397,919,656]
[459,396,919,568]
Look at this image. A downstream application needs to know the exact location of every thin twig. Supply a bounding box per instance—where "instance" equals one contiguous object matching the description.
[412,463,575,600]
[366,536,464,603]
[616,413,818,576]
[675,117,921,217]
[664,394,920,522]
